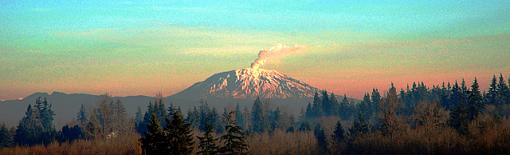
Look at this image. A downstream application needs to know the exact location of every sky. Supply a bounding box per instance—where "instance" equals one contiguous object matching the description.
[1,0,510,100]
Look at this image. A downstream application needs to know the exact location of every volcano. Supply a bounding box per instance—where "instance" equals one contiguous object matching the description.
[173,68,318,99]
[168,68,319,110]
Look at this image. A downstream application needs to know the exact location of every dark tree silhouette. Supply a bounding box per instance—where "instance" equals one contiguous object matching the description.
[197,123,219,155]
[486,75,498,104]
[77,104,88,127]
[468,78,484,120]
[235,103,246,130]
[15,98,56,146]
[140,113,166,155]
[251,97,264,133]
[312,92,322,117]
[165,109,195,155]
[58,125,83,143]
[378,84,403,137]
[135,106,144,134]
[314,124,328,154]
[349,113,370,139]
[371,89,381,115]
[321,91,332,116]
[450,97,470,135]
[0,124,13,148]
[269,107,281,132]
[497,74,510,104]
[332,121,346,144]
[221,112,248,155]
[339,94,352,120]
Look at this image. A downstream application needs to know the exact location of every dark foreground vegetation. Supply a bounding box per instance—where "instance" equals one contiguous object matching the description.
[1,74,510,155]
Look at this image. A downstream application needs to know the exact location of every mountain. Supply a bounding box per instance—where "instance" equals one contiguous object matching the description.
[0,92,154,127]
[174,68,318,99]
[0,68,355,127]
[168,68,320,113]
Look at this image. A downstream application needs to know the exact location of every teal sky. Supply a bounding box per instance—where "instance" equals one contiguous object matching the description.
[1,0,510,99]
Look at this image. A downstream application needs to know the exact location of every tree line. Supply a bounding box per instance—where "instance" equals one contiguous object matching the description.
[1,73,510,154]
[0,94,132,148]
[299,74,510,154]
[139,108,248,155]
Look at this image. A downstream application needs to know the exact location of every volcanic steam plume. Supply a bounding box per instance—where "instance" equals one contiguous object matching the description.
[250,44,305,70]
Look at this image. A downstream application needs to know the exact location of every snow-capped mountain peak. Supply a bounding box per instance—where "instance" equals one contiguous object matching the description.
[176,68,318,99]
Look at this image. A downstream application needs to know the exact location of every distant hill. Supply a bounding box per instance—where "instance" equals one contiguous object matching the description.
[0,92,154,127]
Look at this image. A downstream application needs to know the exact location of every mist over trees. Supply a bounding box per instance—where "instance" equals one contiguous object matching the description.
[2,74,510,154]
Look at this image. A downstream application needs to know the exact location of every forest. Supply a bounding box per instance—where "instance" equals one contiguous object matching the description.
[1,74,510,155]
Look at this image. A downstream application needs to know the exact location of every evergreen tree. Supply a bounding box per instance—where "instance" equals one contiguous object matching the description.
[186,107,200,129]
[486,75,498,104]
[220,112,248,155]
[15,105,44,146]
[36,97,56,143]
[450,81,465,110]
[167,103,176,123]
[140,113,166,155]
[360,93,372,118]
[438,83,450,109]
[379,84,402,137]
[305,103,313,118]
[400,88,413,115]
[269,107,281,132]
[450,82,470,135]
[506,76,510,104]
[155,98,168,128]
[330,93,339,116]
[402,85,414,111]
[222,108,230,131]
[235,104,246,130]
[349,113,369,139]
[415,82,429,103]
[314,124,328,154]
[461,79,468,95]
[165,109,195,155]
[251,97,264,133]
[312,92,322,117]
[371,89,381,115]
[135,107,143,133]
[497,74,510,104]
[139,102,154,135]
[197,124,219,155]
[77,104,88,127]
[0,124,13,148]
[450,102,470,134]
[209,108,224,133]
[468,78,484,120]
[339,94,351,120]
[332,121,345,144]
[321,91,332,116]
[112,99,128,133]
[198,101,210,131]
[14,98,56,146]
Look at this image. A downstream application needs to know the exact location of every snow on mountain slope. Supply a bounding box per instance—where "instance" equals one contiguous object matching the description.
[175,68,319,99]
